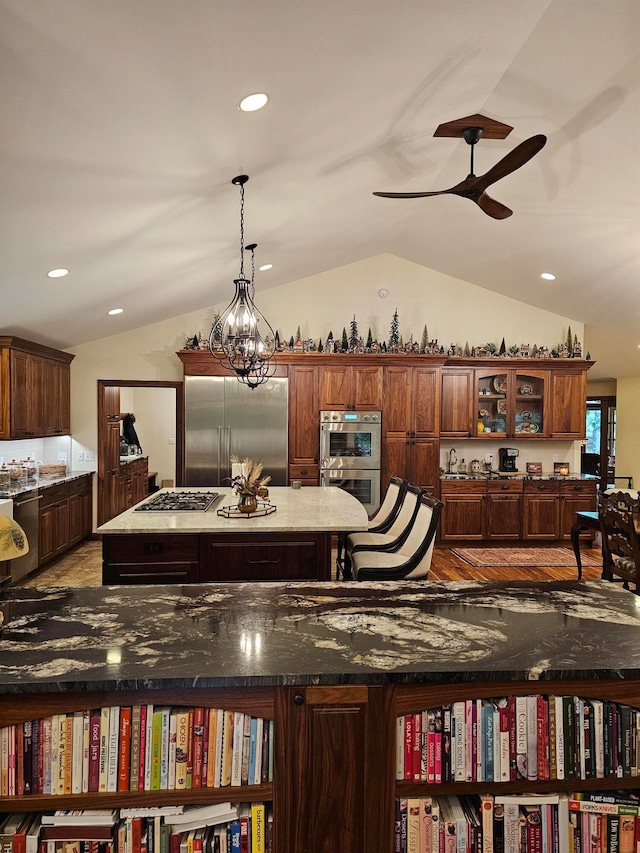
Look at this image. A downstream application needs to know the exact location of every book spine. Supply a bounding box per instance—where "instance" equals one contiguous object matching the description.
[254,717,264,786]
[129,705,141,793]
[71,711,84,794]
[214,708,224,788]
[107,706,120,792]
[82,709,90,794]
[168,708,177,791]
[207,709,218,789]
[452,701,465,782]
[526,695,538,781]
[395,716,404,781]
[151,708,163,790]
[186,707,195,789]
[143,703,154,791]
[231,711,244,787]
[404,714,413,781]
[434,709,442,785]
[175,709,189,791]
[251,803,265,853]
[515,696,527,781]
[63,713,73,794]
[118,707,132,792]
[200,708,209,788]
[22,719,33,795]
[56,713,67,795]
[499,704,509,783]
[160,706,171,790]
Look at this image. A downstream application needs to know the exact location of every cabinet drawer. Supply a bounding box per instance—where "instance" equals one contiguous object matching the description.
[69,475,91,496]
[523,480,560,495]
[103,562,199,585]
[487,480,523,493]
[559,480,596,495]
[202,537,319,581]
[103,533,200,563]
[440,480,486,495]
[289,464,319,481]
[40,482,70,507]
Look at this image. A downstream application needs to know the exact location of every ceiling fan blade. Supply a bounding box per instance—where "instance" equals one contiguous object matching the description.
[373,190,450,198]
[474,192,513,219]
[472,134,547,192]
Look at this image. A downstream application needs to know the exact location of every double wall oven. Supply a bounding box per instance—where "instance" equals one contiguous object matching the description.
[320,410,381,513]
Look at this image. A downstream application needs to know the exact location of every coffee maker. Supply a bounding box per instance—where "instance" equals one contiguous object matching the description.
[498,447,519,472]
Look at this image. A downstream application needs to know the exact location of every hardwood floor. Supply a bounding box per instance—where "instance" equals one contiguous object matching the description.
[18,540,605,587]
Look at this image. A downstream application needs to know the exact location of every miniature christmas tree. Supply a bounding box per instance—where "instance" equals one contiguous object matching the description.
[296,325,302,343]
[573,333,579,354]
[566,326,573,355]
[210,313,223,346]
[586,351,591,360]
[464,341,470,357]
[508,344,519,356]
[325,330,334,353]
[486,341,497,356]
[289,335,294,350]
[420,325,429,353]
[317,339,324,353]
[531,343,539,357]
[499,337,506,356]
[341,327,349,352]
[366,328,373,350]
[349,315,359,349]
[389,308,400,348]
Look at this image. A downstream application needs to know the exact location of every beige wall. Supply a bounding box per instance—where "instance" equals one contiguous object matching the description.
[615,377,640,490]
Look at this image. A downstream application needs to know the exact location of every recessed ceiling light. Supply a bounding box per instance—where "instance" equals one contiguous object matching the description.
[239,92,269,112]
[259,263,273,271]
[540,272,556,281]
[107,308,123,316]
[47,268,69,278]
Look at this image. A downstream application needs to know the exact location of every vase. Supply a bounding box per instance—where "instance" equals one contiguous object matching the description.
[237,493,258,514]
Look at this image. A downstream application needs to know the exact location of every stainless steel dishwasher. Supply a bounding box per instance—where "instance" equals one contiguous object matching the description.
[10,489,40,581]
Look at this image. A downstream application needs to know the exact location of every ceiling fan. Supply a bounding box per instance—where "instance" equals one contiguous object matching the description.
[373,114,547,219]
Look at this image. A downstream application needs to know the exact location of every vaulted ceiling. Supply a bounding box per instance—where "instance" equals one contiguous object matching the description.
[2,0,639,381]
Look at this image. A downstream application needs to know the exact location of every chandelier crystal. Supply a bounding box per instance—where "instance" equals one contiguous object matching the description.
[208,175,276,389]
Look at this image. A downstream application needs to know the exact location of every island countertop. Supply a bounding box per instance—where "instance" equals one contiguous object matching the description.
[97,486,368,534]
[0,580,639,693]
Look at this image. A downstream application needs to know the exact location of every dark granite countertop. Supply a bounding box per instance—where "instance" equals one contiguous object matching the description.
[0,581,638,693]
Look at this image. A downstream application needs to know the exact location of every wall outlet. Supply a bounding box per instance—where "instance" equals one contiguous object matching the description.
[85,451,95,462]
[553,454,558,462]
[77,451,84,461]
[484,453,493,464]
[58,451,67,462]
[168,437,176,445]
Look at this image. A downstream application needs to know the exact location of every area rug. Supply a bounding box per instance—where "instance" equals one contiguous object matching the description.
[451,547,602,568]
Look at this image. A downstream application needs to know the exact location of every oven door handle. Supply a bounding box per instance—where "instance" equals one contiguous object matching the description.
[13,495,42,507]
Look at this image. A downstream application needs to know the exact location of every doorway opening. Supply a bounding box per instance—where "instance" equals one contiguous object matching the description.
[581,395,623,490]
[97,380,183,525]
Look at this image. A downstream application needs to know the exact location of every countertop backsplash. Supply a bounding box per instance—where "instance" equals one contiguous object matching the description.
[439,438,583,478]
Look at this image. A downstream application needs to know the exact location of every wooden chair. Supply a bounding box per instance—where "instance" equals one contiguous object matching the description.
[343,484,426,578]
[336,477,408,578]
[599,490,640,591]
[352,494,443,581]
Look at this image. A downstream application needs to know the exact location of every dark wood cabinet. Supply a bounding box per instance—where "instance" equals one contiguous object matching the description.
[118,458,149,514]
[39,475,93,568]
[288,365,320,479]
[486,480,523,539]
[0,337,73,439]
[381,366,440,492]
[550,369,587,438]
[319,365,382,411]
[102,532,201,584]
[523,480,560,539]
[474,368,549,438]
[440,369,472,436]
[559,479,597,539]
[440,481,486,540]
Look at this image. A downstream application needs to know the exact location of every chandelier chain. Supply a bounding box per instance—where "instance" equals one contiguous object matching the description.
[239,182,245,279]
[250,244,256,300]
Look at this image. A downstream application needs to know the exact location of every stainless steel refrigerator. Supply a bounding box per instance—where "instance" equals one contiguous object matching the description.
[184,375,288,487]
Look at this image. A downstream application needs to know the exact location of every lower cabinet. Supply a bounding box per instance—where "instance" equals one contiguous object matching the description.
[102,533,201,584]
[440,478,596,542]
[382,437,440,495]
[39,474,93,568]
[2,678,639,853]
[118,458,149,513]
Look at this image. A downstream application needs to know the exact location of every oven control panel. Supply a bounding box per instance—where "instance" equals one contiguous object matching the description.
[321,410,380,423]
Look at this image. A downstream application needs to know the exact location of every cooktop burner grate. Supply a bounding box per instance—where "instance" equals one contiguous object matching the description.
[135,491,220,512]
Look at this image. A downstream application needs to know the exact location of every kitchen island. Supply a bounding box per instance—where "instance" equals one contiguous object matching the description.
[98,486,368,584]
[0,581,639,853]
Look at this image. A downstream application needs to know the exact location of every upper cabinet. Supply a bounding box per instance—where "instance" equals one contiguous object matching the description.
[440,369,473,436]
[549,369,588,438]
[0,337,74,439]
[474,368,549,439]
[319,364,382,411]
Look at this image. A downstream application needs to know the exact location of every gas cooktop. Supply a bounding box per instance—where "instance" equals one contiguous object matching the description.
[135,491,220,512]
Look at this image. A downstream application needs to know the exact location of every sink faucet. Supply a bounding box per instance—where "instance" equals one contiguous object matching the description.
[448,448,457,473]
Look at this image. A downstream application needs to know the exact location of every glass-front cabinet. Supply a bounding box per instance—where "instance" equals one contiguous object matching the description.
[474,368,548,438]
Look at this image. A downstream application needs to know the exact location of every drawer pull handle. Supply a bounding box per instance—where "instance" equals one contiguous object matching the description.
[294,694,305,706]
[575,485,583,491]
[300,469,307,475]
[247,559,282,565]
[501,484,509,490]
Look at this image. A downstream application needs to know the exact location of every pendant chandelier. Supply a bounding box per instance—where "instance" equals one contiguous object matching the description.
[208,175,276,389]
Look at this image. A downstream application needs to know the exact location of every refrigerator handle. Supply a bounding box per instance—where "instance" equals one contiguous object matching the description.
[225,425,231,481]
[216,425,222,485]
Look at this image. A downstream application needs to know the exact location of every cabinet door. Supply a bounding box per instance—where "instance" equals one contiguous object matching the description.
[514,370,548,438]
[440,493,485,540]
[381,435,411,488]
[523,494,559,539]
[474,368,509,438]
[288,365,320,466]
[550,371,587,438]
[39,504,56,565]
[319,366,351,410]
[411,438,440,493]
[277,685,389,853]
[106,420,121,471]
[68,493,84,547]
[53,499,70,557]
[11,351,43,437]
[559,483,597,539]
[440,370,472,436]
[42,358,61,435]
[56,361,71,434]
[382,367,411,437]
[412,367,439,437]
[487,494,522,539]
[104,385,121,420]
[351,366,382,410]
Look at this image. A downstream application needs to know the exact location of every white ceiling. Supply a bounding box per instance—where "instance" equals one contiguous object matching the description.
[2,0,640,381]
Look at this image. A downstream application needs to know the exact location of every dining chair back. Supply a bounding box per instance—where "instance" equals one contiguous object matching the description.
[353,494,443,581]
[599,490,640,591]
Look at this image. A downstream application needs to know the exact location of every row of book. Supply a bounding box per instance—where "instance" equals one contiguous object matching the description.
[0,802,272,853]
[0,707,274,798]
[395,791,640,853]
[396,696,640,784]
